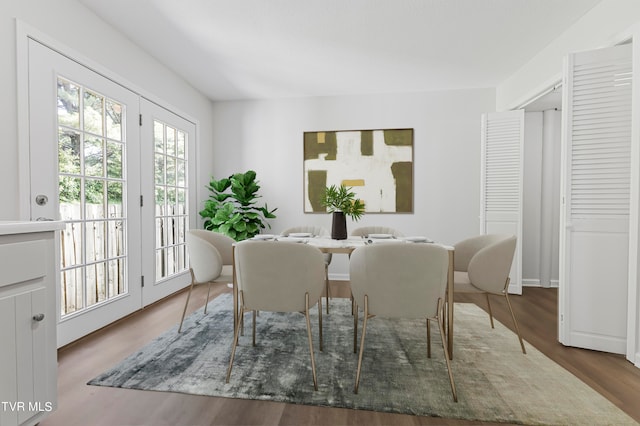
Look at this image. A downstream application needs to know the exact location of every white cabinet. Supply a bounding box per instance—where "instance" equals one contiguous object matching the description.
[0,222,63,426]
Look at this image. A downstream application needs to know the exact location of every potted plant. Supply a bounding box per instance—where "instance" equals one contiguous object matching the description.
[321,184,365,239]
[199,170,277,241]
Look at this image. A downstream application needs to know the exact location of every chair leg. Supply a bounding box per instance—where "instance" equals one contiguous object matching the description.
[203,281,212,314]
[304,293,318,391]
[318,297,323,352]
[252,310,257,347]
[504,293,526,354]
[426,318,432,358]
[325,264,330,315]
[486,293,495,329]
[178,279,196,333]
[353,299,358,353]
[354,295,369,394]
[226,294,245,383]
[437,299,457,402]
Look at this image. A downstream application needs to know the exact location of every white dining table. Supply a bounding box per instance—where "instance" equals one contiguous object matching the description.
[231,236,456,359]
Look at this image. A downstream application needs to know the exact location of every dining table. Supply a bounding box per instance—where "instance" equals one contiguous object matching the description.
[231,235,456,359]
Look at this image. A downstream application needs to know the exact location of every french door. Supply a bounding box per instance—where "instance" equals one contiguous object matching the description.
[140,100,194,305]
[27,39,194,347]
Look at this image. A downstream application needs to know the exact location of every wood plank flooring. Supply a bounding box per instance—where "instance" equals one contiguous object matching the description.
[41,282,640,426]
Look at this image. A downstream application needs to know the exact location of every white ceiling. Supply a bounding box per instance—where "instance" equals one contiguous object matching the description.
[79,0,600,102]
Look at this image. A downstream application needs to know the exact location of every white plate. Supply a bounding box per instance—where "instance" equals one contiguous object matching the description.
[289,232,312,238]
[403,236,433,243]
[253,234,275,240]
[368,233,393,239]
[279,237,306,243]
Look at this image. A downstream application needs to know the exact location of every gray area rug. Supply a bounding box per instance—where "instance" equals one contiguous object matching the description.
[89,294,635,425]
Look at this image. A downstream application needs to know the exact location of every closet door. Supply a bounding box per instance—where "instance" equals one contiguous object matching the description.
[559,44,632,354]
[480,110,524,294]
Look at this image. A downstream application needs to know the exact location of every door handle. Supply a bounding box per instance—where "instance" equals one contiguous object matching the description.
[35,194,49,206]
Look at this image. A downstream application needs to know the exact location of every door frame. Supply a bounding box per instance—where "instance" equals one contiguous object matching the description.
[16,20,201,221]
[16,20,201,345]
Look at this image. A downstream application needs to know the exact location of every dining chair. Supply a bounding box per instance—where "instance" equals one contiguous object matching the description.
[453,234,525,354]
[179,230,234,333]
[350,226,405,238]
[281,226,333,314]
[226,240,326,390]
[349,243,457,401]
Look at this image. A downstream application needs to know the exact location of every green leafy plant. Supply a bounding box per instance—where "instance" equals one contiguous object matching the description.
[321,184,365,221]
[199,170,277,241]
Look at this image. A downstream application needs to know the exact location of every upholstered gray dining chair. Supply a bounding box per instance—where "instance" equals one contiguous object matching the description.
[180,230,235,332]
[226,240,326,390]
[453,234,525,354]
[349,243,457,401]
[351,226,405,238]
[281,226,333,313]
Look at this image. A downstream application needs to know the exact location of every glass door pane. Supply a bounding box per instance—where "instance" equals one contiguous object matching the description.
[58,77,128,317]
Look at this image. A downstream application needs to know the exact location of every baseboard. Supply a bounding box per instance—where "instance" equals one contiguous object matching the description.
[328,273,350,281]
[522,279,560,288]
[523,279,541,287]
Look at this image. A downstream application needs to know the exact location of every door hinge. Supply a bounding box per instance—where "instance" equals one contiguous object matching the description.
[139,114,142,126]
[140,195,144,207]
[141,275,145,287]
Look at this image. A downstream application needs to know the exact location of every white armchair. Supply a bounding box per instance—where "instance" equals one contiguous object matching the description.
[281,226,333,313]
[179,230,234,332]
[349,243,457,401]
[226,240,326,390]
[351,226,405,238]
[453,234,525,354]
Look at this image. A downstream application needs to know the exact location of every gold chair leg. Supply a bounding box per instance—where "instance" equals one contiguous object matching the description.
[318,297,323,352]
[252,310,257,347]
[353,299,358,353]
[226,293,246,383]
[178,278,196,333]
[486,293,494,329]
[204,281,212,314]
[354,295,369,394]
[504,293,526,354]
[426,318,431,358]
[325,264,330,315]
[437,299,457,402]
[305,293,318,390]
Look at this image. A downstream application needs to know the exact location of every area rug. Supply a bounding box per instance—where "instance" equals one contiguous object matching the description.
[89,294,635,425]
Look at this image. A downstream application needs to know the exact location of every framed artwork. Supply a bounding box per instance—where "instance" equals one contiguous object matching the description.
[303,128,413,213]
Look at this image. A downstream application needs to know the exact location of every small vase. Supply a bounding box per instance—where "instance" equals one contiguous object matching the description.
[331,211,347,240]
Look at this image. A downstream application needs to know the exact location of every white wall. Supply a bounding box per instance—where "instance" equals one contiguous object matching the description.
[541,110,562,288]
[211,89,495,277]
[521,110,562,288]
[522,112,543,286]
[497,0,640,111]
[0,0,215,220]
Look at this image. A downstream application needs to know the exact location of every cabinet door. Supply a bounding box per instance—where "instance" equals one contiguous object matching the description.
[0,287,49,426]
[0,294,19,426]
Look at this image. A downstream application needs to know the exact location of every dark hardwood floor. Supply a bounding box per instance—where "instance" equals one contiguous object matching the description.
[41,282,640,426]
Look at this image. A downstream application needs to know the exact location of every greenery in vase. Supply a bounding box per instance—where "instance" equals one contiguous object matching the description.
[199,170,277,241]
[321,184,365,221]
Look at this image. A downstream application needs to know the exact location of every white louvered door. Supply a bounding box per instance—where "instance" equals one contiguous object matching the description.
[559,44,632,354]
[480,110,524,294]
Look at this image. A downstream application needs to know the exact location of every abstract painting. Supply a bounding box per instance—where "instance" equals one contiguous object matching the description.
[304,128,413,213]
